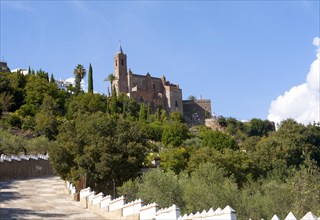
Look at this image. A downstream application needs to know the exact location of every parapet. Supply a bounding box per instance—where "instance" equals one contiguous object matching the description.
[0,154,53,180]
[270,212,319,220]
[65,183,237,220]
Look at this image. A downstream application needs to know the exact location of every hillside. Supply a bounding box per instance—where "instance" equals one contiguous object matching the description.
[1,70,320,219]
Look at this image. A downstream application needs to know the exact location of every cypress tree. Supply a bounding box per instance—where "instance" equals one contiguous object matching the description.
[50,74,55,83]
[146,103,151,121]
[28,66,31,75]
[139,103,146,121]
[88,63,93,94]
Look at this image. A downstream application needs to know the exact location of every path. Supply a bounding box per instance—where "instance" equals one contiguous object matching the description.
[0,175,99,219]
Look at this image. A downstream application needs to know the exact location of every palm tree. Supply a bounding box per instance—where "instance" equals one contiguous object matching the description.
[104,74,116,97]
[73,64,86,94]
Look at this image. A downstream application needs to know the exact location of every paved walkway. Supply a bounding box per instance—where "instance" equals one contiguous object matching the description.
[0,175,99,219]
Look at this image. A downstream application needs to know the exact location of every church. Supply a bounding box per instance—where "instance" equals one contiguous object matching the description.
[112,46,212,124]
[113,46,183,114]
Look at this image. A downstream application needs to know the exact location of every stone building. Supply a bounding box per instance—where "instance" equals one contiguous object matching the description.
[111,46,213,123]
[183,99,212,124]
[112,46,183,114]
[0,62,11,73]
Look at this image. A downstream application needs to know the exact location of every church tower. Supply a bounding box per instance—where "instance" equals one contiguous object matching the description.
[113,45,128,94]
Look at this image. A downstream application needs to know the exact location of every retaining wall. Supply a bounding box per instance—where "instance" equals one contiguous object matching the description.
[0,154,54,180]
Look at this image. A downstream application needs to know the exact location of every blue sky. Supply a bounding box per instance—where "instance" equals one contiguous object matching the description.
[1,1,319,121]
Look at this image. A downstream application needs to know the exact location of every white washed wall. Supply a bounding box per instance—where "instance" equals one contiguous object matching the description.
[92,192,104,206]
[108,196,125,212]
[156,204,180,220]
[140,203,159,220]
[100,195,112,208]
[122,199,144,217]
[65,181,239,220]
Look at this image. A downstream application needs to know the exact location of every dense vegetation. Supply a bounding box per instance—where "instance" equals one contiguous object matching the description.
[1,69,319,219]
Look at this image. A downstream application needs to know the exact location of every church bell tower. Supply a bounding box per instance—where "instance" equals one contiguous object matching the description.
[113,45,128,94]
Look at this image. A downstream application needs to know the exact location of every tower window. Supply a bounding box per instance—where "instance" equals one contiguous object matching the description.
[175,101,178,107]
[153,84,156,90]
[116,60,118,66]
[121,59,124,66]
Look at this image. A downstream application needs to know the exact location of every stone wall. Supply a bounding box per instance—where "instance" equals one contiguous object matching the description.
[165,84,183,113]
[64,182,237,220]
[205,118,223,131]
[0,154,54,180]
[183,99,212,124]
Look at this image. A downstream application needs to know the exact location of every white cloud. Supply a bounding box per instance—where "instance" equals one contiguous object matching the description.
[313,37,320,47]
[268,37,320,125]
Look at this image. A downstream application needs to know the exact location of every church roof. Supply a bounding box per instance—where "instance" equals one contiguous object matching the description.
[119,45,123,54]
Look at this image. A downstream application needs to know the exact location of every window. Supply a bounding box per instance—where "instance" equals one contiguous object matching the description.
[121,59,124,66]
[175,101,178,107]
[115,60,118,66]
[153,84,156,90]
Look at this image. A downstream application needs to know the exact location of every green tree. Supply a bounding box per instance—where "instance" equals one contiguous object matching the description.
[4,72,26,112]
[104,74,116,96]
[0,92,14,112]
[291,160,320,216]
[36,69,49,81]
[24,75,59,107]
[88,63,93,94]
[0,130,27,154]
[236,178,294,220]
[108,86,118,114]
[199,127,238,151]
[136,169,184,209]
[147,122,163,142]
[187,147,260,186]
[117,178,140,202]
[188,95,196,101]
[248,118,274,137]
[73,64,86,94]
[50,73,55,83]
[169,111,184,123]
[182,162,238,213]
[139,103,146,121]
[34,95,59,140]
[117,94,140,119]
[49,112,149,195]
[162,121,189,147]
[25,135,54,154]
[66,93,107,119]
[254,119,320,171]
[160,146,190,174]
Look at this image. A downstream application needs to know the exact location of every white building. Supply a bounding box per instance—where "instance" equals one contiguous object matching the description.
[55,79,73,91]
[11,68,28,75]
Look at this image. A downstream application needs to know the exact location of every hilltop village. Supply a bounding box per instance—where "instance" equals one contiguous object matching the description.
[1,48,320,219]
[1,46,212,125]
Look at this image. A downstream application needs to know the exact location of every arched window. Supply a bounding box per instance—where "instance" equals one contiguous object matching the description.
[116,60,118,66]
[121,59,124,66]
